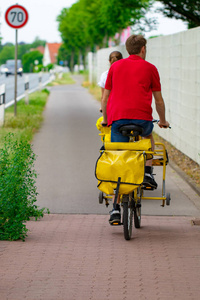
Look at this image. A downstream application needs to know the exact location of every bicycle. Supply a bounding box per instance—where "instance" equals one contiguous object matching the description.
[95,119,171,240]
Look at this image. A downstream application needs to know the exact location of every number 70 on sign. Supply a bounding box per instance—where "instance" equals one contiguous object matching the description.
[5,5,29,29]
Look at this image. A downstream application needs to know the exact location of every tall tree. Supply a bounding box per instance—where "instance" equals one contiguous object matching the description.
[57,0,155,69]
[157,0,200,28]
[57,0,153,52]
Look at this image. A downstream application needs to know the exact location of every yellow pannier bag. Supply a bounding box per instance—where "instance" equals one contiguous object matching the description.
[104,139,153,160]
[105,139,152,151]
[95,150,146,195]
[96,117,111,142]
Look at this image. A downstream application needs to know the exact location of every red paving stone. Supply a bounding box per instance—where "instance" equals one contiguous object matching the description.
[0,214,200,300]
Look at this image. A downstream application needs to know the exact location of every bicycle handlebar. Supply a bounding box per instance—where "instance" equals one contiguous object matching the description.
[101,119,171,128]
[153,119,171,129]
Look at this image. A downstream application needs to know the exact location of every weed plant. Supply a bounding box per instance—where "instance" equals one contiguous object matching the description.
[0,134,49,241]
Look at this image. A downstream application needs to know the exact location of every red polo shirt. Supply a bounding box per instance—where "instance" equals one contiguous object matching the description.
[105,55,161,126]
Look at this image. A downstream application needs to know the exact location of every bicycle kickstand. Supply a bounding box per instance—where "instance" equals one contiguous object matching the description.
[114,177,121,210]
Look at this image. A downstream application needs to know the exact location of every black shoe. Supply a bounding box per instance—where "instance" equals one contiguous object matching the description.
[143,173,158,189]
[109,209,121,225]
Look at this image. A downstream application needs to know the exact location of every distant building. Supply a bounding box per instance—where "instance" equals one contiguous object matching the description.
[43,43,62,66]
[30,46,45,55]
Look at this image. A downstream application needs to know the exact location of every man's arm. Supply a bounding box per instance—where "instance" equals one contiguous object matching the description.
[153,91,170,128]
[101,89,111,125]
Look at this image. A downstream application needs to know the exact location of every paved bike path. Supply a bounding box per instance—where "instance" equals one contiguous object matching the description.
[32,75,200,217]
[1,75,200,300]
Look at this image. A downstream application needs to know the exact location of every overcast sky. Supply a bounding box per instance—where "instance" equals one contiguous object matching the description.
[0,0,187,45]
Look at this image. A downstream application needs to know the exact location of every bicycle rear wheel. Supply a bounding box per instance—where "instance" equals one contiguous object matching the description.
[134,201,141,228]
[123,199,133,240]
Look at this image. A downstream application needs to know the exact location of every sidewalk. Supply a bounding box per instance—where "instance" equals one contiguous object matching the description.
[1,215,200,300]
[0,76,200,300]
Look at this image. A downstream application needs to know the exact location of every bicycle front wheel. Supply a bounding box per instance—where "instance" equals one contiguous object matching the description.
[123,201,133,240]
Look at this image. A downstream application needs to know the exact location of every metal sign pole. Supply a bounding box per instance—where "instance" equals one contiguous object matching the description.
[5,5,29,116]
[14,29,18,116]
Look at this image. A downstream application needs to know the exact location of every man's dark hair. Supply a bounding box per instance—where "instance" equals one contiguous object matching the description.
[125,35,147,55]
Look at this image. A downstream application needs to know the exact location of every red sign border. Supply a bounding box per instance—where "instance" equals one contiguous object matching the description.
[5,5,28,29]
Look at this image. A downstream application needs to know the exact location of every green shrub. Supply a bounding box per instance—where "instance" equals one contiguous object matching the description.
[47,63,54,71]
[0,134,49,241]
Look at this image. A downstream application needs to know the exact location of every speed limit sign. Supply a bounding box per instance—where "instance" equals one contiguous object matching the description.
[5,5,28,29]
[5,5,29,117]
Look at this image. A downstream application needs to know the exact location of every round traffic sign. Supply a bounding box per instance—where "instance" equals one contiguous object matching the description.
[5,5,28,29]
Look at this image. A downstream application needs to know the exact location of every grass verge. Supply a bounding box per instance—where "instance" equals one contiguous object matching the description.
[0,89,49,146]
[48,72,75,86]
[84,82,200,189]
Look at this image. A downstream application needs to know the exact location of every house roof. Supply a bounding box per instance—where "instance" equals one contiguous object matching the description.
[47,43,62,64]
[30,46,45,54]
[36,46,45,54]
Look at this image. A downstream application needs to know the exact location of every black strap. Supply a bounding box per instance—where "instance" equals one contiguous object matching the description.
[114,177,121,210]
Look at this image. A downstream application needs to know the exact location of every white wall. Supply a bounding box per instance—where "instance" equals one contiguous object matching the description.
[147,27,200,165]
[88,27,200,164]
[43,44,51,66]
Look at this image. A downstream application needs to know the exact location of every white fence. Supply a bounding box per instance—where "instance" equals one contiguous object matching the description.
[88,27,200,164]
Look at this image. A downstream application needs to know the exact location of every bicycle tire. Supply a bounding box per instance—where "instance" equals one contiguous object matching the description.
[166,193,171,205]
[99,191,104,204]
[123,201,133,240]
[134,204,141,228]
[132,189,141,228]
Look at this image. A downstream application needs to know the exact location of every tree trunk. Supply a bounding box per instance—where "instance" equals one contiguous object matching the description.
[70,50,74,73]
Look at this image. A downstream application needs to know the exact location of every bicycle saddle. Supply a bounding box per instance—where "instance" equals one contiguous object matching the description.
[119,124,144,137]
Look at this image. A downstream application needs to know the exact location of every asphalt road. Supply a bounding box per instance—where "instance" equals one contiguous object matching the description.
[32,75,200,217]
[0,72,51,105]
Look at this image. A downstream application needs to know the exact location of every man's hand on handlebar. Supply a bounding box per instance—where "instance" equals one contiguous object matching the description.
[158,120,170,128]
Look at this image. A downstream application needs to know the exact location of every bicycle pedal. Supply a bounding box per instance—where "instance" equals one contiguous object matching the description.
[109,221,121,226]
[142,185,155,191]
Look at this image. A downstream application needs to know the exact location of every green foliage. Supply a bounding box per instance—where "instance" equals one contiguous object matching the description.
[0,46,15,64]
[57,0,153,70]
[46,63,54,71]
[18,44,31,60]
[156,0,200,28]
[0,134,48,241]
[34,64,44,72]
[22,50,43,73]
[57,44,77,68]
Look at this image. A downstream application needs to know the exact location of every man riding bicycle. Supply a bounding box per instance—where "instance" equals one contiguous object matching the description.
[101,34,170,224]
